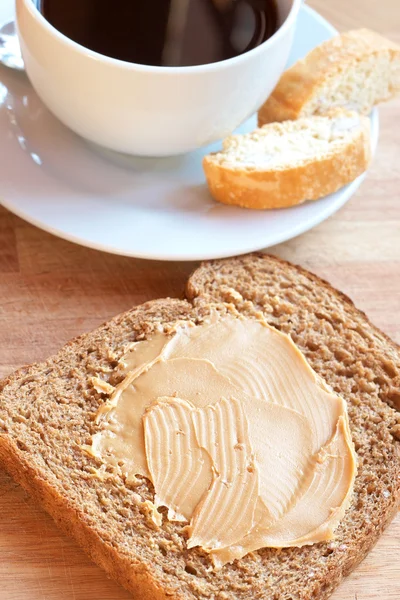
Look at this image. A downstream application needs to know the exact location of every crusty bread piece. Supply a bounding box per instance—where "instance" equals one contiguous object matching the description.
[1,254,400,600]
[203,110,371,209]
[258,29,400,126]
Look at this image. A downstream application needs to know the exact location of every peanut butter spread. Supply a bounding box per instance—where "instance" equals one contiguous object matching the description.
[91,314,356,568]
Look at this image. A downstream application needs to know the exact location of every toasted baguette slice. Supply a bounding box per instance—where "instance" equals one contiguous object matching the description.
[203,110,371,209]
[1,254,400,600]
[258,29,400,126]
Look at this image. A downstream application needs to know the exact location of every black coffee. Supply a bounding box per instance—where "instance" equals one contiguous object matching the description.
[36,0,279,67]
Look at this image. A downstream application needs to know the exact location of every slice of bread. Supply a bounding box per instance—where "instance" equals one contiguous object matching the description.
[258,29,400,126]
[203,110,371,209]
[1,254,400,600]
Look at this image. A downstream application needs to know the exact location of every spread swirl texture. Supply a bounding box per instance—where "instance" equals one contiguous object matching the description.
[91,314,356,567]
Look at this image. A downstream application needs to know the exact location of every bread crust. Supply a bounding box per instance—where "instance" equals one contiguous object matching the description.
[258,29,400,126]
[0,437,173,600]
[203,117,371,210]
[0,256,399,600]
[187,252,400,367]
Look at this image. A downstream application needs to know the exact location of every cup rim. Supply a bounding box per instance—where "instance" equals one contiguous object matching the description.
[22,0,302,73]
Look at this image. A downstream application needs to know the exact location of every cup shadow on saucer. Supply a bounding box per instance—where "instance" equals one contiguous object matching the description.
[0,66,218,213]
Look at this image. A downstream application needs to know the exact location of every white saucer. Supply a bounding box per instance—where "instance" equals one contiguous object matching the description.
[0,2,378,261]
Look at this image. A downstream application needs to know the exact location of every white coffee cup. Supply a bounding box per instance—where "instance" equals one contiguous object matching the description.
[16,0,302,157]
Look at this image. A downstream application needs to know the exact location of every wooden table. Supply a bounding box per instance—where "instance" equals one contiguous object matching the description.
[0,1,399,598]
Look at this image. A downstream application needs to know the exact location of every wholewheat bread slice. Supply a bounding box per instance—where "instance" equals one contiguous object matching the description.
[258,29,400,126]
[203,110,371,209]
[0,254,400,600]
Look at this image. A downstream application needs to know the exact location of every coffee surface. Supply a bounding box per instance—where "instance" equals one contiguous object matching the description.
[37,0,279,67]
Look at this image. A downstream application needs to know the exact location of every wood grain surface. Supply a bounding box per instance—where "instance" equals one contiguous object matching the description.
[0,0,399,598]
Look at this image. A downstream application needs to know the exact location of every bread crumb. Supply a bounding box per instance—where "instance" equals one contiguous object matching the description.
[90,376,115,395]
